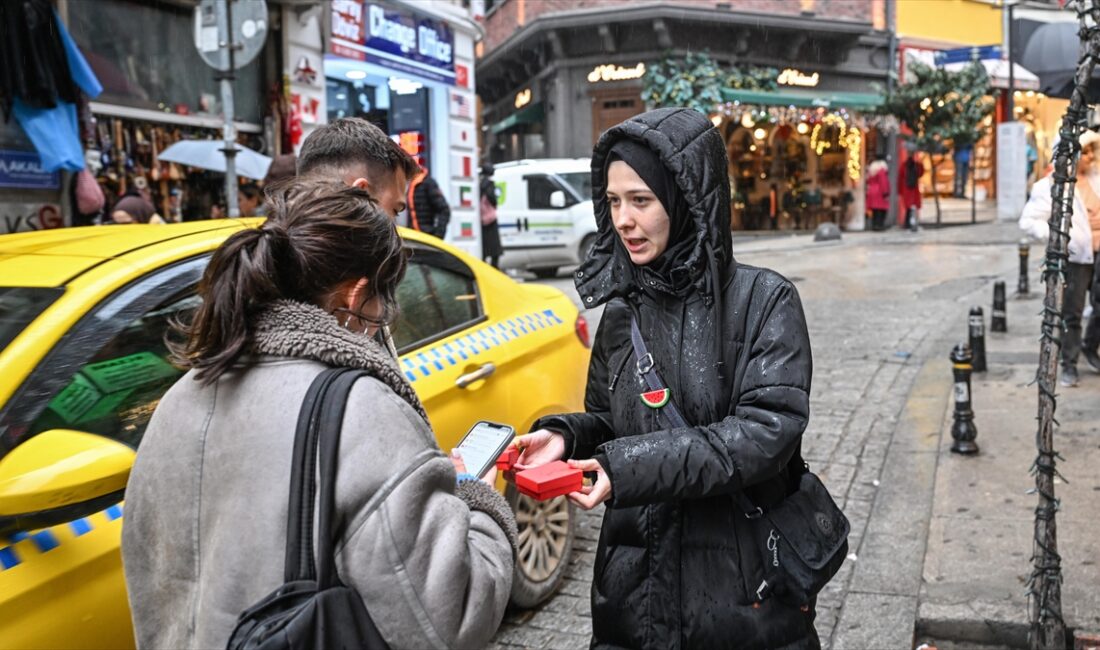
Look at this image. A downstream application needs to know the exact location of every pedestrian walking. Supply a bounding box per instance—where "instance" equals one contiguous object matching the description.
[480,163,503,268]
[405,167,452,239]
[510,108,824,649]
[953,144,972,198]
[1020,130,1100,386]
[236,182,266,217]
[109,195,164,224]
[865,158,890,231]
[122,178,517,650]
[899,151,924,230]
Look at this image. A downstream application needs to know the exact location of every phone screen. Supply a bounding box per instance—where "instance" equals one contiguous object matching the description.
[456,421,515,479]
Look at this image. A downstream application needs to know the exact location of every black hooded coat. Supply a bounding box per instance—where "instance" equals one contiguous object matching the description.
[535,108,816,649]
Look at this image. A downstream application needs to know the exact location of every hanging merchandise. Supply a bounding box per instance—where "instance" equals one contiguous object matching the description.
[0,0,81,119]
[7,6,103,172]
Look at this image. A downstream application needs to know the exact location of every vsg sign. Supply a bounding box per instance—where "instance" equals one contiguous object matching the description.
[366,3,454,79]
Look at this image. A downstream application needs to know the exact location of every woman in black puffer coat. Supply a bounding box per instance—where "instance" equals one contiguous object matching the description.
[512,108,817,649]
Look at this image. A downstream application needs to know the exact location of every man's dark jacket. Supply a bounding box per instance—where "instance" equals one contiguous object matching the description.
[408,175,450,238]
[536,108,817,649]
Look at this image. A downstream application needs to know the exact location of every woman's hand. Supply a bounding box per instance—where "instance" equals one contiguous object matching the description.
[567,458,612,510]
[512,429,566,471]
[450,450,499,487]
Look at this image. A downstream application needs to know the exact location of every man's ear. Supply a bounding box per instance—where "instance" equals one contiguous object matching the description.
[351,177,371,191]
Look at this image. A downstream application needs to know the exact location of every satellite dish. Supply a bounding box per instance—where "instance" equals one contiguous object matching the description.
[194,0,268,72]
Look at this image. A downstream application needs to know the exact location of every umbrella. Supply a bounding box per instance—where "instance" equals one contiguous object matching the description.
[157,140,273,180]
[1020,21,1100,102]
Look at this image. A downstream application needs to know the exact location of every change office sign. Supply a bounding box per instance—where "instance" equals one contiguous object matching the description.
[364,3,455,84]
[0,150,60,190]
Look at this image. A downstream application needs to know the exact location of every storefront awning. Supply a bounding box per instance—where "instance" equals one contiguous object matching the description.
[719,88,884,110]
[490,102,545,134]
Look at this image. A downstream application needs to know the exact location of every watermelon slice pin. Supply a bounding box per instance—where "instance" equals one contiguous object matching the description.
[640,388,670,409]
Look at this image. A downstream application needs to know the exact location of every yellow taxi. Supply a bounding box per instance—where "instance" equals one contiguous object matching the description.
[0,220,590,648]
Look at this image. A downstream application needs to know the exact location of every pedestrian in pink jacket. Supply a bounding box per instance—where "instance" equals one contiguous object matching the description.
[865,158,890,230]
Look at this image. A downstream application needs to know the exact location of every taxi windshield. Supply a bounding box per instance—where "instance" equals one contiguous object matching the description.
[0,287,64,351]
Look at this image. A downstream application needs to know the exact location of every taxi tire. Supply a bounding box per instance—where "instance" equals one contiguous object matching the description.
[505,483,577,608]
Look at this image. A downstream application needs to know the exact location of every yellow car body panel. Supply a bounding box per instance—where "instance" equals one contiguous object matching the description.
[0,222,588,648]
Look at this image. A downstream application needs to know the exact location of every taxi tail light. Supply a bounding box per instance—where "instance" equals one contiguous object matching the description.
[575,314,591,348]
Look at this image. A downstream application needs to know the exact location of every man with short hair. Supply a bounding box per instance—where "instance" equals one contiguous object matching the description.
[406,168,451,239]
[297,118,420,218]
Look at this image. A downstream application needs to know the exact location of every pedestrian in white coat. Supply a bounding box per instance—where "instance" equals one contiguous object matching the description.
[1019,130,1100,385]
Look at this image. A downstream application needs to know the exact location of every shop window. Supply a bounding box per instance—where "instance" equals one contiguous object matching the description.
[66,0,266,123]
[392,249,481,352]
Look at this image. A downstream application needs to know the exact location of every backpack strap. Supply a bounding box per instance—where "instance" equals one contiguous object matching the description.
[284,368,368,584]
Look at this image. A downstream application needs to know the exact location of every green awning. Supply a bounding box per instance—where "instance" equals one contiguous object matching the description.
[490,102,545,134]
[719,87,883,110]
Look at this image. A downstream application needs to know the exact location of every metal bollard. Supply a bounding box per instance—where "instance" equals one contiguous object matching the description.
[950,343,980,455]
[968,306,987,372]
[1017,239,1030,296]
[991,281,1007,332]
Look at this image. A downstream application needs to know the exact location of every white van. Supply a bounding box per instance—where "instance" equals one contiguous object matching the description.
[491,158,596,279]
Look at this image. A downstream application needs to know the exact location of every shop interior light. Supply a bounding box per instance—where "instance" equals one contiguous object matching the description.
[753,127,767,140]
[919,98,932,111]
[750,144,758,152]
[345,70,367,80]
[797,122,809,135]
[741,112,755,128]
[710,114,723,127]
[388,77,423,95]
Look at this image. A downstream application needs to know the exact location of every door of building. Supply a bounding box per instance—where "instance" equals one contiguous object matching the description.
[590,88,643,144]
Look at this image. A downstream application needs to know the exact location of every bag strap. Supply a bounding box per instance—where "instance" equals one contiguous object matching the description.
[629,316,763,519]
[314,369,368,589]
[284,368,367,584]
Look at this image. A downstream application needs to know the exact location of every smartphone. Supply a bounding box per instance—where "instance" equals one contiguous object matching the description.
[455,420,516,480]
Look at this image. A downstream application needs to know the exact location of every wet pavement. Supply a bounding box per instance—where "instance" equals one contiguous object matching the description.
[490,221,1028,649]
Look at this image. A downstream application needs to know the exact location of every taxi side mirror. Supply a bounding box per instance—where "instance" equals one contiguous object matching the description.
[0,429,135,535]
[549,190,567,209]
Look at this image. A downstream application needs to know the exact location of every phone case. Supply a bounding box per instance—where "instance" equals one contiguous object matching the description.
[515,461,583,501]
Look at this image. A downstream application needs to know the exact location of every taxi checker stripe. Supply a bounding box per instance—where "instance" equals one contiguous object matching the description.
[0,506,122,572]
[399,309,561,383]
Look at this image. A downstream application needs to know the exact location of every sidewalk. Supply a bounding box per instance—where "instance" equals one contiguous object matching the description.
[919,197,998,227]
[914,285,1100,648]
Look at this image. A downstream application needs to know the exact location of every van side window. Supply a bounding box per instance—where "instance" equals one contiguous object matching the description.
[528,175,564,209]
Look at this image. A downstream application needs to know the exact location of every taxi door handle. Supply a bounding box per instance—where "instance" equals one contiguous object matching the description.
[456,362,496,388]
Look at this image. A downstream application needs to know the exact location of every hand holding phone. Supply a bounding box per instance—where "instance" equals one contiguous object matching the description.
[453,421,515,482]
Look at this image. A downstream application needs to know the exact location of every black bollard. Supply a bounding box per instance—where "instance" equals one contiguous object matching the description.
[1017,239,1030,296]
[968,306,987,372]
[950,343,980,455]
[991,281,1007,332]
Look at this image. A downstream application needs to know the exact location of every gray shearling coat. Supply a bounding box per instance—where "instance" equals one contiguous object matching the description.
[122,301,516,650]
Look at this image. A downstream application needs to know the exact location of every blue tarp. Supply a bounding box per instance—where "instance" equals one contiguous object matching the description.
[12,10,102,173]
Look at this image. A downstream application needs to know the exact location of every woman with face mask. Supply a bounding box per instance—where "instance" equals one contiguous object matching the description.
[512,108,817,648]
[122,178,516,650]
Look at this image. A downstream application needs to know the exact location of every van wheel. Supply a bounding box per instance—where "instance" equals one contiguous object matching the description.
[506,484,576,608]
[531,267,559,279]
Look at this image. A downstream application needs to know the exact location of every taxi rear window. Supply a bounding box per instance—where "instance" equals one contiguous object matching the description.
[0,287,64,350]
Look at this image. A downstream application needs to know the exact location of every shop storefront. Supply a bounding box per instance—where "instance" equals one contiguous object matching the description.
[62,0,279,223]
[712,86,881,231]
[477,3,889,229]
[329,0,481,254]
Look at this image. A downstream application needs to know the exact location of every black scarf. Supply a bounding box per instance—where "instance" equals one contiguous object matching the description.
[607,140,698,297]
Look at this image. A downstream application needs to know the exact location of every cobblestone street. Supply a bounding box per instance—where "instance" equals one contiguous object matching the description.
[490,222,1025,649]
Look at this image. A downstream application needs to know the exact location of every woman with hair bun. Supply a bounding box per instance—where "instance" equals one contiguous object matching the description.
[122,178,516,650]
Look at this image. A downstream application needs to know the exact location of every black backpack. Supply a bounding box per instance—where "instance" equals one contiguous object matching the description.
[226,368,390,650]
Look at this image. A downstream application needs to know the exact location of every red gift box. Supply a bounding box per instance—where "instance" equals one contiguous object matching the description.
[515,461,583,501]
[496,447,519,472]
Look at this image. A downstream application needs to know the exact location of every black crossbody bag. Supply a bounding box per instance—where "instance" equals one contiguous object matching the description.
[226,368,390,650]
[629,317,849,606]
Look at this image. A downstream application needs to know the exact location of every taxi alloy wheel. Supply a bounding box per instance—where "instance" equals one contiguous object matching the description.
[506,486,576,608]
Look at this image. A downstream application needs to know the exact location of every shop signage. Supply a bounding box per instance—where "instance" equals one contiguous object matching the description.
[588,63,646,83]
[0,202,64,234]
[515,88,532,109]
[0,150,60,190]
[366,4,454,70]
[777,68,820,87]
